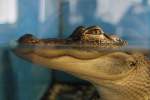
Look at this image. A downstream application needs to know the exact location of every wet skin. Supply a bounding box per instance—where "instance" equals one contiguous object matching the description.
[13,26,150,100]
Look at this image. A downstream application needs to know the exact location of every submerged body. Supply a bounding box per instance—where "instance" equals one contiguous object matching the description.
[14,26,150,100]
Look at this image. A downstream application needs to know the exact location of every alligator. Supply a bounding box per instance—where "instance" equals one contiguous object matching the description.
[13,26,150,100]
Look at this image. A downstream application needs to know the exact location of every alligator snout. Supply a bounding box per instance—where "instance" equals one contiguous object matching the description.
[16,26,127,49]
[18,34,42,45]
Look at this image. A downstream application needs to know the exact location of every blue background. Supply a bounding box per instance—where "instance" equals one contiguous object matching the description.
[0,0,150,100]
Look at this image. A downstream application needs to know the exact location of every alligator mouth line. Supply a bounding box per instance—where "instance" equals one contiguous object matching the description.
[14,43,135,80]
[14,44,121,60]
[16,49,135,81]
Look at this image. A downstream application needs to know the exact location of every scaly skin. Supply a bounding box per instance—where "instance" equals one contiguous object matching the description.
[13,26,150,100]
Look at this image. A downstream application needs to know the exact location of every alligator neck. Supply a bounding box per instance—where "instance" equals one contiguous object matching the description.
[96,86,127,100]
[95,63,150,100]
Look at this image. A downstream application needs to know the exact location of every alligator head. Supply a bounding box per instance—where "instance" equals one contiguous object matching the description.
[13,26,150,100]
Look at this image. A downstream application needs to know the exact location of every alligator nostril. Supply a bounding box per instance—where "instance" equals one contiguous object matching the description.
[17,34,39,44]
[18,34,33,42]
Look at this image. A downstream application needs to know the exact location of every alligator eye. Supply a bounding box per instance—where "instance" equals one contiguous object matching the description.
[92,30,96,35]
[69,26,86,41]
[96,30,99,34]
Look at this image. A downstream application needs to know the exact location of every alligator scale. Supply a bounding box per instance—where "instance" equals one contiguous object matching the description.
[14,26,150,100]
[17,26,127,48]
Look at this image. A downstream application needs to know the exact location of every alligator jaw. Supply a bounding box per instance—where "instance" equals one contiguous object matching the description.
[14,45,150,100]
[14,33,150,100]
[13,34,134,83]
[14,44,136,83]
